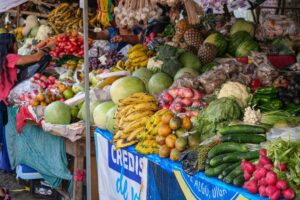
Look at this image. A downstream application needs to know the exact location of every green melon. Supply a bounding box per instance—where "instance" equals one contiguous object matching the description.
[235,40,260,57]
[228,31,253,56]
[204,32,228,56]
[132,68,153,90]
[148,72,173,95]
[230,19,255,37]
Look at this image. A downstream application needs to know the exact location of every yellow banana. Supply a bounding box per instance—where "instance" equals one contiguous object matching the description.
[128,44,144,54]
[122,117,148,134]
[127,126,144,141]
[123,110,154,122]
[128,51,147,60]
[115,139,137,150]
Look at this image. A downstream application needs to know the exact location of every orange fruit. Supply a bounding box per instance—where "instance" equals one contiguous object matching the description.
[58,84,66,93]
[156,135,166,145]
[37,93,45,101]
[182,116,192,130]
[161,112,174,124]
[165,134,177,148]
[31,100,39,107]
[158,124,172,137]
[159,145,171,158]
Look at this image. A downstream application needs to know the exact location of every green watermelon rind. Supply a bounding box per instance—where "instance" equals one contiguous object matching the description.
[228,31,253,56]
[204,32,228,57]
[235,40,260,57]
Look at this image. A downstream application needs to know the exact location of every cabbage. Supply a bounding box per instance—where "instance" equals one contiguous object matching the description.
[110,76,146,104]
[203,97,243,123]
[93,101,115,129]
[230,19,255,37]
[44,101,71,125]
[217,81,250,108]
[106,106,117,133]
[148,72,173,95]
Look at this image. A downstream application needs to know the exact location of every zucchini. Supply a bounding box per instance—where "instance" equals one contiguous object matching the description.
[221,134,266,144]
[233,174,245,186]
[209,153,231,167]
[222,161,241,177]
[205,163,231,177]
[223,150,259,163]
[207,142,248,159]
[223,165,243,184]
[218,125,266,135]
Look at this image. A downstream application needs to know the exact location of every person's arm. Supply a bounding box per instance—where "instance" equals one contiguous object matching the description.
[89,30,109,40]
[112,34,141,45]
[16,50,46,67]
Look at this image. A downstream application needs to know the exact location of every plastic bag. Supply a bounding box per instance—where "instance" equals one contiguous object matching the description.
[7,80,39,105]
[266,126,300,142]
[41,120,85,142]
[256,15,299,40]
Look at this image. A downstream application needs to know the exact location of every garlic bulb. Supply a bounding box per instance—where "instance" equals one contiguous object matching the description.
[243,107,262,125]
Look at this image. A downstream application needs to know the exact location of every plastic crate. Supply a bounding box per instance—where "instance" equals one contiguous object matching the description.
[16,164,43,180]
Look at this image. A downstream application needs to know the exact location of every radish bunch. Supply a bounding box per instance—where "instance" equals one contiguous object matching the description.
[242,149,295,200]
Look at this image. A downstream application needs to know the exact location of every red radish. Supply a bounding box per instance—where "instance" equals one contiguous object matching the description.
[269,190,281,200]
[259,157,272,166]
[161,92,174,103]
[260,149,267,157]
[277,163,287,171]
[266,185,277,197]
[168,88,178,97]
[258,185,267,197]
[276,180,287,190]
[181,98,193,107]
[177,88,185,98]
[282,188,295,200]
[243,179,258,194]
[245,162,256,174]
[266,171,277,185]
[182,88,194,98]
[244,171,251,181]
[192,101,202,107]
[258,178,267,186]
[192,90,202,100]
[263,163,273,170]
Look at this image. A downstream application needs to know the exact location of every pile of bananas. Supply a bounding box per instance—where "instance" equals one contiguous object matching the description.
[113,93,159,149]
[110,60,125,72]
[124,44,155,72]
[48,3,83,34]
[135,109,171,154]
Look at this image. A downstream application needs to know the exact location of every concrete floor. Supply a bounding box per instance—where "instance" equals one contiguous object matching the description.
[0,172,44,200]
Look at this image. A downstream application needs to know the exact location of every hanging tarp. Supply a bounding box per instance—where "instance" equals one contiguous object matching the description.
[0,0,27,13]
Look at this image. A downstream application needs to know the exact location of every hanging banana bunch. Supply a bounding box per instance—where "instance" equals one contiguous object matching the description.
[97,0,114,28]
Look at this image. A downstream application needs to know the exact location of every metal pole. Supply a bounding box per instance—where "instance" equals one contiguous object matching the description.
[82,0,92,199]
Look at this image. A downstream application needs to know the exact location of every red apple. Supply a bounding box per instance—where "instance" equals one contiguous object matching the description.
[181,98,193,107]
[174,103,185,113]
[34,73,41,79]
[161,92,174,103]
[193,90,202,100]
[182,88,194,98]
[192,101,202,107]
[40,75,47,82]
[168,88,178,98]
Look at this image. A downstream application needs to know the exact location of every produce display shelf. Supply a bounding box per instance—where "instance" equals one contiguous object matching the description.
[95,128,268,200]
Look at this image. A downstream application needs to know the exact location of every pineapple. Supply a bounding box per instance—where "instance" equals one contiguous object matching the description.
[197,43,217,65]
[184,28,204,49]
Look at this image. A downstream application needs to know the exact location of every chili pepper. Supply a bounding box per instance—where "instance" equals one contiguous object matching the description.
[254,87,278,96]
[251,79,261,92]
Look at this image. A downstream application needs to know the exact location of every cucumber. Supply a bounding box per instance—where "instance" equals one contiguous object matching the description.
[223,150,259,163]
[218,125,266,135]
[222,161,241,177]
[221,134,266,144]
[207,142,248,159]
[205,163,231,177]
[233,174,245,186]
[218,174,224,180]
[223,165,243,184]
[209,153,231,167]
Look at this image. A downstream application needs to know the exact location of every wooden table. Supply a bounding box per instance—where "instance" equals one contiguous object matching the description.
[64,137,99,200]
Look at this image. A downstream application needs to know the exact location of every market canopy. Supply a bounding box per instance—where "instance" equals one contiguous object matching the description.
[0,0,27,13]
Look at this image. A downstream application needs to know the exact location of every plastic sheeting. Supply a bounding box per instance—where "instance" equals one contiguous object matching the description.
[0,0,28,13]
[5,107,72,188]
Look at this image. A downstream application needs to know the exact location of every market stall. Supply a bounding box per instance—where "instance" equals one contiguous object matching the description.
[1,0,300,199]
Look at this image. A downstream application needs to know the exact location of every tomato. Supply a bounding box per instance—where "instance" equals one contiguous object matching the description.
[58,52,65,57]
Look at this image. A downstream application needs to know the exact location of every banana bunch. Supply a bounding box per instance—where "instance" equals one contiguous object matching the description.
[135,140,160,155]
[125,44,155,72]
[110,60,126,72]
[48,3,83,34]
[136,109,171,141]
[113,93,158,149]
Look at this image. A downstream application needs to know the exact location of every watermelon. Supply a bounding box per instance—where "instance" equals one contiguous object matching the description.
[204,32,228,56]
[228,31,253,56]
[179,52,202,71]
[230,19,255,37]
[148,72,173,95]
[235,40,260,57]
